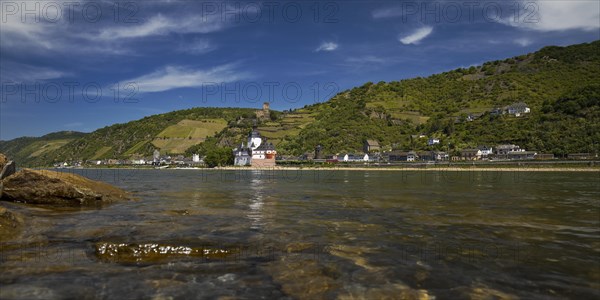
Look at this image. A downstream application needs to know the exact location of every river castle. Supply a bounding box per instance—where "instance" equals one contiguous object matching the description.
[233,126,276,167]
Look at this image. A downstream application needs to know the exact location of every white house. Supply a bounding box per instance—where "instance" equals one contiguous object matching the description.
[132,159,146,165]
[495,144,524,155]
[153,149,160,165]
[387,151,418,162]
[428,138,440,146]
[507,102,531,117]
[233,143,252,166]
[192,154,200,162]
[406,151,417,162]
[478,146,493,157]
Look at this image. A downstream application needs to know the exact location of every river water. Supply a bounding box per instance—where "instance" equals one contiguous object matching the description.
[1,169,599,299]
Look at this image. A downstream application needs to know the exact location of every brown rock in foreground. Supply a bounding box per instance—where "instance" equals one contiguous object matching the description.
[0,205,23,241]
[1,169,131,206]
[0,153,8,170]
[0,152,16,180]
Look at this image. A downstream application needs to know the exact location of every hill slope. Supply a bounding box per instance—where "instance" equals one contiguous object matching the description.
[278,40,600,155]
[2,108,260,166]
[0,131,87,164]
[1,40,598,166]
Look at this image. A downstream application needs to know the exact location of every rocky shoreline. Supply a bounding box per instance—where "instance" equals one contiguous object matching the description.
[0,153,132,241]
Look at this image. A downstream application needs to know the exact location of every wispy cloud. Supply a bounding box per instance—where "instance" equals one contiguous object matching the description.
[337,55,409,73]
[0,1,133,55]
[0,3,233,56]
[120,64,251,93]
[0,0,65,50]
[97,13,226,40]
[371,7,403,19]
[500,0,599,32]
[399,26,433,45]
[315,42,339,52]
[514,38,533,47]
[0,62,67,83]
[178,38,216,55]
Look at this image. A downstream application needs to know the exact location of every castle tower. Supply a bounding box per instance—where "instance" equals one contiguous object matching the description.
[248,127,262,151]
[315,144,322,159]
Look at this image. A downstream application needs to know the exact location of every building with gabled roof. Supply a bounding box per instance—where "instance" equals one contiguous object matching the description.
[387,151,418,162]
[461,149,482,160]
[477,145,493,157]
[233,126,277,167]
[363,139,380,153]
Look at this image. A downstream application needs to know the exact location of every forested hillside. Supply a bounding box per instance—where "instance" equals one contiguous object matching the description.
[1,108,257,166]
[277,40,600,155]
[1,40,598,166]
[0,131,86,165]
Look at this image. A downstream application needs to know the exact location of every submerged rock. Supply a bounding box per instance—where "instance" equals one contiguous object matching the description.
[338,283,433,300]
[264,258,340,299]
[454,285,518,300]
[0,169,131,206]
[285,242,314,253]
[94,242,239,264]
[328,244,381,271]
[0,284,58,300]
[0,205,23,241]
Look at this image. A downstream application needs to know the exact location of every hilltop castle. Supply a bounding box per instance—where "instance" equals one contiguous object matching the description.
[233,126,276,167]
[255,102,270,119]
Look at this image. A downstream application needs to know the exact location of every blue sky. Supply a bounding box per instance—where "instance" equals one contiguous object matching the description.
[1,0,599,140]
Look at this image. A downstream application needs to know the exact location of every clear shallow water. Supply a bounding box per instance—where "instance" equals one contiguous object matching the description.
[1,169,599,299]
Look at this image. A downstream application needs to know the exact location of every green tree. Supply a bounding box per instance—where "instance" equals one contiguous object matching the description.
[204,147,234,168]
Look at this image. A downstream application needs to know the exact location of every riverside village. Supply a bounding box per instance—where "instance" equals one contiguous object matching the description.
[53,102,596,168]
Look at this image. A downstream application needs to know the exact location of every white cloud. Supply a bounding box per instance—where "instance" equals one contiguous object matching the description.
[0,1,132,55]
[371,7,403,19]
[0,0,66,50]
[337,54,410,73]
[120,64,251,93]
[501,0,599,31]
[399,26,433,45]
[514,38,532,47]
[178,38,216,54]
[315,42,338,52]
[0,62,67,83]
[98,13,225,40]
[0,2,232,52]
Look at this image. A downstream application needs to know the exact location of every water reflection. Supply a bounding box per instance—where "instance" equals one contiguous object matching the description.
[247,171,265,231]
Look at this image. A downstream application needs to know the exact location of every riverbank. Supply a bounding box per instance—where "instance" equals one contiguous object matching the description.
[41,161,600,172]
[216,166,600,172]
[45,166,600,172]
